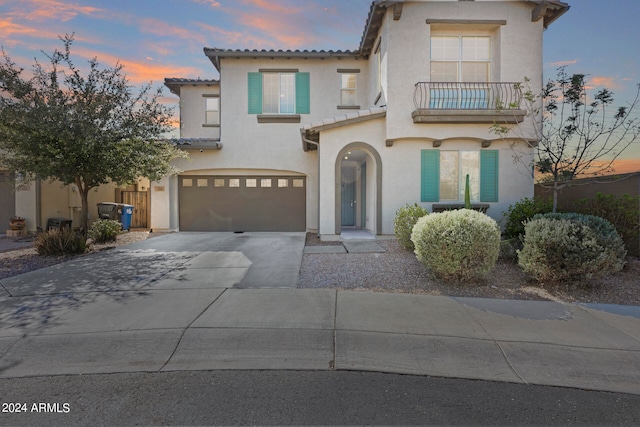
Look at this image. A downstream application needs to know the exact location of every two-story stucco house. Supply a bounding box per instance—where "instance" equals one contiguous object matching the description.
[154,0,569,239]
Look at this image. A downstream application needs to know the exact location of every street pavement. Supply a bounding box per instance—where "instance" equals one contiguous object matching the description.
[0,232,639,396]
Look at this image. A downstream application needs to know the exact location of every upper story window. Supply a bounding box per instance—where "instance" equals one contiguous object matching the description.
[337,69,360,109]
[340,74,357,106]
[248,71,310,118]
[204,96,219,125]
[430,36,490,83]
[263,73,295,114]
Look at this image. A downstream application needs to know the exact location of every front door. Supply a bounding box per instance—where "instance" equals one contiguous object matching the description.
[341,167,356,226]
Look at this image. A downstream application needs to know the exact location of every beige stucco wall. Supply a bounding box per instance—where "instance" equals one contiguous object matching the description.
[156,56,372,232]
[318,119,534,237]
[14,180,121,232]
[379,0,544,142]
[174,83,220,139]
[156,0,549,234]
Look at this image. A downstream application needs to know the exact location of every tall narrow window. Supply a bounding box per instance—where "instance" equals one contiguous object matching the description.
[340,73,357,106]
[204,97,219,125]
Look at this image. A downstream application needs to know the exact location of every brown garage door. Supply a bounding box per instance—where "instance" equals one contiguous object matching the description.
[179,176,306,232]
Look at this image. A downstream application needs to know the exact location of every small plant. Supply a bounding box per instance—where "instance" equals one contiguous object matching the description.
[393,203,429,250]
[87,219,122,243]
[411,209,501,282]
[503,196,553,239]
[518,213,626,284]
[35,229,87,256]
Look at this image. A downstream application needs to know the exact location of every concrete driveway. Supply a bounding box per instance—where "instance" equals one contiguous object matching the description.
[1,231,640,395]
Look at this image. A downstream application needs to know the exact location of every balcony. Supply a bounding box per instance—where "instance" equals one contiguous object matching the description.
[412,82,526,124]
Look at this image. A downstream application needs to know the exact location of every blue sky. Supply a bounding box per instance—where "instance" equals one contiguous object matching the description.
[1,0,638,167]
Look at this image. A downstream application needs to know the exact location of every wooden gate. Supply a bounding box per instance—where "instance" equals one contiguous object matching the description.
[120,190,149,228]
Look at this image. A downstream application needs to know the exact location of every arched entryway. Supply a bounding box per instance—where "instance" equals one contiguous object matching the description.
[334,142,382,235]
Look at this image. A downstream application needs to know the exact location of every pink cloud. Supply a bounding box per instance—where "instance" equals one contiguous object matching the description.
[588,76,624,90]
[13,0,103,23]
[196,22,278,49]
[240,0,301,15]
[139,18,207,45]
[71,47,204,84]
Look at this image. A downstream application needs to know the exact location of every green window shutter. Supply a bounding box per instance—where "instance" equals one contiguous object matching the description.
[480,150,499,202]
[421,150,440,202]
[248,72,262,114]
[295,72,310,114]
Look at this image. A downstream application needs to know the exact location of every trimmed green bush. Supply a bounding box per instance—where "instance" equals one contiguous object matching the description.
[88,219,122,243]
[411,209,501,282]
[393,203,429,250]
[503,196,553,239]
[574,193,640,257]
[35,229,87,256]
[518,213,626,283]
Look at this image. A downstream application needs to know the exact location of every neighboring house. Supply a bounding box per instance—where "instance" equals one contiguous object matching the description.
[154,0,569,239]
[6,177,150,233]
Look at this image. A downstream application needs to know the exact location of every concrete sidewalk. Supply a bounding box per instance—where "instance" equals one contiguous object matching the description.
[0,233,639,395]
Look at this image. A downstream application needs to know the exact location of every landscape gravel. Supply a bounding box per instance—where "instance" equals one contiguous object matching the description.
[1,231,638,306]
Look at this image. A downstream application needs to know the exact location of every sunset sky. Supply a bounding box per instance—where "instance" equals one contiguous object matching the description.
[1,0,638,171]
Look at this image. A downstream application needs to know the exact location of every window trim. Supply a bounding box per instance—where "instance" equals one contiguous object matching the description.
[338,71,359,109]
[248,71,310,116]
[430,35,491,83]
[203,94,220,127]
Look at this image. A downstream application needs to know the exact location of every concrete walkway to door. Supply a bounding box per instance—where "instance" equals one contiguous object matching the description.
[1,232,639,395]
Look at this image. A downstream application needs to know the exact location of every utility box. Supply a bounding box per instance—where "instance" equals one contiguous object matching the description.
[46,217,72,231]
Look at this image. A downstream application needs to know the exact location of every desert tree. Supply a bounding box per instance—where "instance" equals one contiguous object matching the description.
[492,67,640,212]
[0,35,186,233]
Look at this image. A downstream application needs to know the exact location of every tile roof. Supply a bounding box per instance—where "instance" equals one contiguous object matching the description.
[164,78,219,95]
[204,48,362,72]
[301,106,387,151]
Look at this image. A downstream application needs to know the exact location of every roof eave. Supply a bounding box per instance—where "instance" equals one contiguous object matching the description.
[204,48,363,72]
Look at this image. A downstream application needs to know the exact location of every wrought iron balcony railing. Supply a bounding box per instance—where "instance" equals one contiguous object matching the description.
[414,82,523,110]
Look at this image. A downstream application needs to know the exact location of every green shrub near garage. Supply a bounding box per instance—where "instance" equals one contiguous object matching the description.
[518,213,626,284]
[411,209,501,282]
[393,203,429,251]
[88,219,122,243]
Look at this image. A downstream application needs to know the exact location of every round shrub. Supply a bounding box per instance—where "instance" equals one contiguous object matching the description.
[393,203,429,250]
[411,209,501,282]
[517,213,626,283]
[503,196,553,239]
[88,219,122,243]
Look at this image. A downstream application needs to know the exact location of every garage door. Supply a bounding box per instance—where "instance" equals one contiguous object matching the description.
[179,175,306,232]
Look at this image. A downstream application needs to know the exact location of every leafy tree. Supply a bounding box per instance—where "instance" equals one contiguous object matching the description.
[0,35,186,233]
[492,68,640,212]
